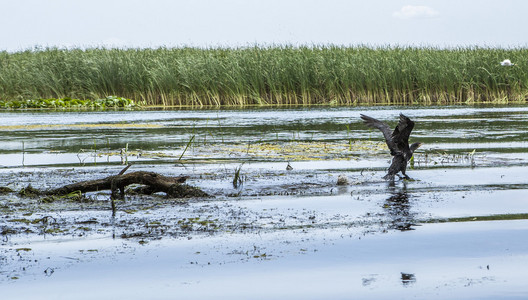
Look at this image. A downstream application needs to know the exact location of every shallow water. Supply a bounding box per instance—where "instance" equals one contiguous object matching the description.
[1,106,527,164]
[4,220,528,300]
[1,105,528,299]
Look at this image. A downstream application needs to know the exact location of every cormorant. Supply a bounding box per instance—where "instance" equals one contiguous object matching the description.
[360,113,422,180]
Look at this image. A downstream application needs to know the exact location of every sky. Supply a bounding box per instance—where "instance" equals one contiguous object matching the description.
[1,0,528,51]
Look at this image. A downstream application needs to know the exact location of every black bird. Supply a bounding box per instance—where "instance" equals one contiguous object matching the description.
[361,113,422,180]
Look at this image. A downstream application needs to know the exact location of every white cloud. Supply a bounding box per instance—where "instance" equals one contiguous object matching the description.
[393,5,439,20]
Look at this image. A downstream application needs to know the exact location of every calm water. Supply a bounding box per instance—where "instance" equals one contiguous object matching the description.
[1,105,527,166]
[1,105,528,299]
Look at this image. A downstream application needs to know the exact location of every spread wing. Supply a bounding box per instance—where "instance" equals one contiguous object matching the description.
[360,114,398,155]
[391,114,414,154]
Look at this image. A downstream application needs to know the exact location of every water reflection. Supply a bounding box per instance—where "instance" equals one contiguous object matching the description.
[361,276,377,287]
[384,182,418,231]
[401,272,417,286]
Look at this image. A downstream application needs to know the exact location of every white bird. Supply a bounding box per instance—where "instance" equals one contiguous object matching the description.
[500,59,514,66]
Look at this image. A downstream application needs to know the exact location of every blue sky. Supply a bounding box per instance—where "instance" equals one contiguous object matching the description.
[1,0,527,51]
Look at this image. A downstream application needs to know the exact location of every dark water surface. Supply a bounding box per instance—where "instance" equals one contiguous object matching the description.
[1,105,527,299]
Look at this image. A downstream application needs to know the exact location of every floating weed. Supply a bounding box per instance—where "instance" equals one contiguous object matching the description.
[177,217,220,231]
[18,185,41,198]
[15,248,32,252]
[8,218,33,225]
[8,216,58,228]
[253,253,268,259]
[79,249,99,253]
[0,186,14,194]
[44,228,67,234]
[75,227,92,232]
[41,191,84,203]
[217,140,384,161]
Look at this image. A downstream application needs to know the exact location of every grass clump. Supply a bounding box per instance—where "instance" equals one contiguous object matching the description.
[1,46,528,107]
[18,184,41,198]
[0,186,14,194]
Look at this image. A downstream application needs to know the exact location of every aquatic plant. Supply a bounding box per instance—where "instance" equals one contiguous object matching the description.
[0,96,138,109]
[18,184,41,197]
[1,46,528,106]
[0,186,14,194]
[233,163,244,189]
[179,135,195,160]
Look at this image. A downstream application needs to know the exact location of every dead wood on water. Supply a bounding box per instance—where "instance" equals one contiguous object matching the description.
[46,167,208,199]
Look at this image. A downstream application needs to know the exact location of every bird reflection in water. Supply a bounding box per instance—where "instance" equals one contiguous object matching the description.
[401,272,417,286]
[383,182,418,231]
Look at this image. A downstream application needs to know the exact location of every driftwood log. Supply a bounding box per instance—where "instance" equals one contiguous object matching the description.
[46,166,208,199]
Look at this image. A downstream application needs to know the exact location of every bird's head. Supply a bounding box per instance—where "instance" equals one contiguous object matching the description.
[410,142,422,153]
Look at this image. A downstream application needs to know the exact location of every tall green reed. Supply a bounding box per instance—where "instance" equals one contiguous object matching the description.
[1,46,527,106]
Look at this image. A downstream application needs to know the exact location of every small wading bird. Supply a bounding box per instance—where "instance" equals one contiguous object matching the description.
[501,59,514,66]
[361,113,422,180]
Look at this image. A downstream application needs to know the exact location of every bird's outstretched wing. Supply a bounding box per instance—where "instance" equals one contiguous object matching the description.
[391,114,415,154]
[360,114,398,155]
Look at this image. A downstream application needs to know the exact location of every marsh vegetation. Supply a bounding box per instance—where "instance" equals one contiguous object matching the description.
[1,46,528,107]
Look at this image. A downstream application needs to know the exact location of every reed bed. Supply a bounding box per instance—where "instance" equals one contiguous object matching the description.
[1,46,527,107]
